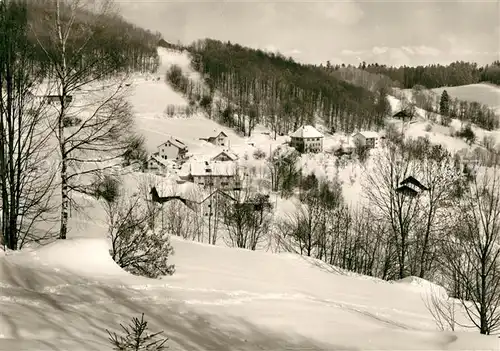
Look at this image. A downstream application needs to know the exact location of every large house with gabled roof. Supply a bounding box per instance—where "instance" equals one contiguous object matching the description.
[186,161,239,190]
[290,125,324,153]
[352,131,380,149]
[157,137,188,160]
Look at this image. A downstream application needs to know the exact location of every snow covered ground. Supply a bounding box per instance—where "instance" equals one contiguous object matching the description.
[1,48,499,350]
[1,233,498,350]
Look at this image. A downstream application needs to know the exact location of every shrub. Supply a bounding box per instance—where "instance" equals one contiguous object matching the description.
[104,187,175,278]
[93,175,121,204]
[457,124,476,145]
[199,95,212,111]
[123,134,148,168]
[253,148,266,160]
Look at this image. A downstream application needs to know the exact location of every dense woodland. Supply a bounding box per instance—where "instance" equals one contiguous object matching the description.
[170,40,498,135]
[21,0,160,76]
[183,39,391,137]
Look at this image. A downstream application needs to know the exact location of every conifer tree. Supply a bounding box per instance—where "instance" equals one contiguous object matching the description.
[439,90,450,116]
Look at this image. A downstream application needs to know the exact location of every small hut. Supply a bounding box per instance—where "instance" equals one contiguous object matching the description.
[395,176,428,197]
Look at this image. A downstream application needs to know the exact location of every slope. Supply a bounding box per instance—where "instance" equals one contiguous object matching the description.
[1,228,498,350]
[431,83,500,115]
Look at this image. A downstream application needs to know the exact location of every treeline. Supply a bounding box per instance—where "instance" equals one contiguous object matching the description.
[185,39,391,137]
[357,60,500,89]
[327,64,498,131]
[16,0,160,76]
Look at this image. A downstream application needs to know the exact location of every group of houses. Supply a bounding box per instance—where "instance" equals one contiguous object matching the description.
[147,130,241,190]
[289,125,382,155]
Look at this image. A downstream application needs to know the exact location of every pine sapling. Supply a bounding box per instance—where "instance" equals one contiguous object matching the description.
[107,313,169,350]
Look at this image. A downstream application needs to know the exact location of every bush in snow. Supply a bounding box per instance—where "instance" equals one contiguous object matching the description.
[253,148,266,160]
[457,124,476,145]
[93,175,122,204]
[107,313,169,350]
[165,64,189,92]
[103,184,175,278]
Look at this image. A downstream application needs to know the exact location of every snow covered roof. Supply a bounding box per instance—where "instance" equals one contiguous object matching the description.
[156,181,205,202]
[211,150,239,161]
[353,131,379,139]
[159,137,187,150]
[290,125,323,139]
[190,161,237,177]
[215,131,228,138]
[150,154,168,167]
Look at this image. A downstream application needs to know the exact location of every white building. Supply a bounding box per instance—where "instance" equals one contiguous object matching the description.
[157,137,188,160]
[352,131,380,149]
[290,125,324,153]
[189,161,239,190]
[201,131,229,147]
[147,154,169,172]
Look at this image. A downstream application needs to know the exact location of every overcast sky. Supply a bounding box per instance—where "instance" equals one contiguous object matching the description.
[117,0,500,67]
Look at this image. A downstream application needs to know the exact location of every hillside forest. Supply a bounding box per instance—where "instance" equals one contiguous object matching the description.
[162,39,499,136]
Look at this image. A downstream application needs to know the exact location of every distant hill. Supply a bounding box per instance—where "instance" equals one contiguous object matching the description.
[178,39,388,137]
[431,84,500,115]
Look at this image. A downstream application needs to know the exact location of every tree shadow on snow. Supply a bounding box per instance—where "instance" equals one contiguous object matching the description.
[0,265,357,351]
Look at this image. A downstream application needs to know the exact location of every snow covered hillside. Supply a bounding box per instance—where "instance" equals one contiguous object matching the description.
[1,232,498,350]
[432,83,500,115]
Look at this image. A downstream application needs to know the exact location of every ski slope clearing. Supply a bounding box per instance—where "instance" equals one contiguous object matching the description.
[431,83,500,115]
[1,234,498,351]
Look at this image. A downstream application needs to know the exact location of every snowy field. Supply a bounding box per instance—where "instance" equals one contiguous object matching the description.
[1,231,498,350]
[431,83,500,115]
[1,47,500,350]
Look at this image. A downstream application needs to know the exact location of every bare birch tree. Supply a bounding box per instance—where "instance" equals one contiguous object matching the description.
[31,0,143,239]
[0,0,56,250]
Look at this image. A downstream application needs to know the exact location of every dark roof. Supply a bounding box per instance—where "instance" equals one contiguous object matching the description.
[400,176,428,191]
[395,185,419,197]
[393,109,412,118]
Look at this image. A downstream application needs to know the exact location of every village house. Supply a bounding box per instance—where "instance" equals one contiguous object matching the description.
[290,125,324,153]
[352,131,380,149]
[200,131,229,147]
[157,137,188,160]
[393,108,415,121]
[188,161,239,190]
[147,154,169,173]
[395,176,429,197]
[211,150,239,162]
